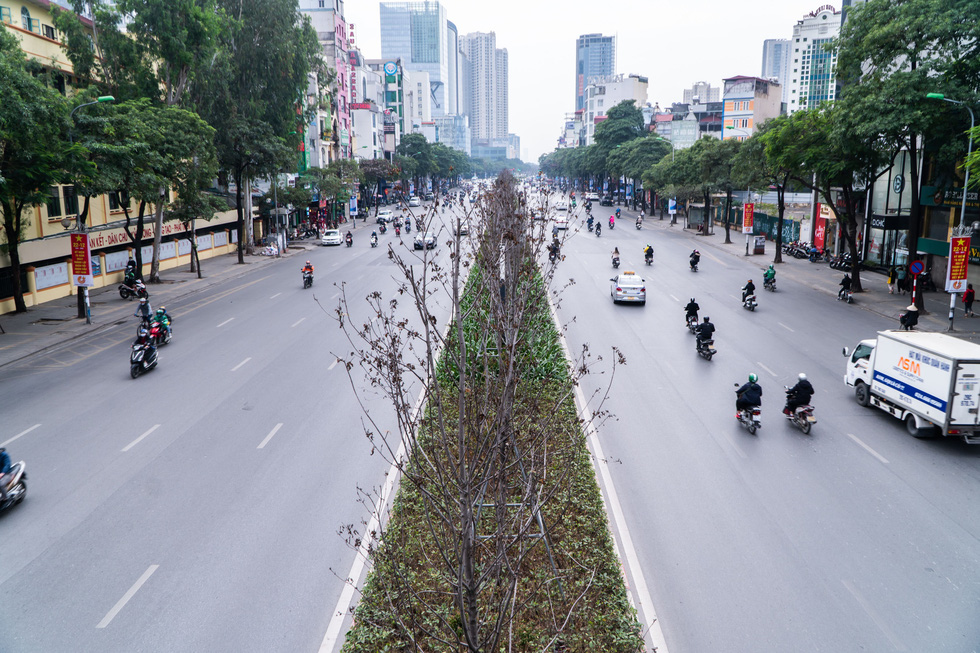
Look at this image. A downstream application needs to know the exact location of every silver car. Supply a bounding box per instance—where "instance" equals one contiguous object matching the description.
[610,272,646,304]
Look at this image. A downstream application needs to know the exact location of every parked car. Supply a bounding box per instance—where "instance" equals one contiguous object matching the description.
[321,229,342,246]
[414,232,438,250]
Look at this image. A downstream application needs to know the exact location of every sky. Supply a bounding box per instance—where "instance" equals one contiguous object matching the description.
[344,0,833,163]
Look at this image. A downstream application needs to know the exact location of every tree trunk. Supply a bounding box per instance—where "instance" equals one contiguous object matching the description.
[77,196,92,318]
[244,177,255,255]
[148,190,166,282]
[774,182,785,264]
[235,171,245,264]
[122,201,148,277]
[189,218,197,273]
[907,135,924,310]
[723,189,733,245]
[2,200,27,313]
[704,189,712,237]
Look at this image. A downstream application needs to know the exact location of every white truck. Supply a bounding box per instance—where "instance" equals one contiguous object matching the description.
[844,330,980,443]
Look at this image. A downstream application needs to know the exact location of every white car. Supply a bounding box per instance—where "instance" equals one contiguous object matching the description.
[414,232,438,250]
[408,197,421,207]
[586,192,600,202]
[376,209,394,224]
[554,216,569,230]
[555,202,568,211]
[610,272,646,304]
[321,229,342,246]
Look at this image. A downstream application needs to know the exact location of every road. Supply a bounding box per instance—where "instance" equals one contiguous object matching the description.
[553,205,980,652]
[0,209,456,652]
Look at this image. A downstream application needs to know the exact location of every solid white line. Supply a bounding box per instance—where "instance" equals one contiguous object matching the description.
[1,423,41,448]
[327,359,338,371]
[847,433,890,464]
[757,362,777,377]
[257,423,283,449]
[291,317,306,328]
[777,322,795,332]
[231,357,252,372]
[216,317,234,328]
[270,292,281,299]
[842,579,906,650]
[96,565,159,628]
[121,424,161,452]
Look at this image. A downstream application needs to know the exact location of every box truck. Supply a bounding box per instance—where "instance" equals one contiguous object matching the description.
[843,330,980,443]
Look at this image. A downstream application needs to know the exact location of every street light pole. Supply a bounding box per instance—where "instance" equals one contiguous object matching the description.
[927,93,975,331]
[68,95,114,324]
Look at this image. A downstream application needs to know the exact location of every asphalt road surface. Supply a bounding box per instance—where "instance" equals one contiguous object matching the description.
[0,206,462,652]
[553,206,980,652]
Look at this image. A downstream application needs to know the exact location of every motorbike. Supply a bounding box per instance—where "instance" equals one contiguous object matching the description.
[119,278,149,301]
[696,336,716,361]
[395,226,401,236]
[379,223,387,234]
[612,256,620,269]
[635,220,642,230]
[784,388,817,434]
[764,277,776,292]
[345,236,353,248]
[370,235,378,248]
[595,223,602,237]
[587,217,594,232]
[690,257,699,272]
[742,293,758,311]
[838,288,853,303]
[549,250,558,264]
[686,313,699,333]
[734,384,762,434]
[149,320,172,346]
[303,270,314,289]
[0,461,27,512]
[608,218,615,230]
[405,221,412,233]
[130,341,159,379]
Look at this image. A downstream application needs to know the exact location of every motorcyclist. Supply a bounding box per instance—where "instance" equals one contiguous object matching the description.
[133,325,157,363]
[124,258,139,285]
[695,316,715,348]
[152,306,173,335]
[838,273,852,299]
[784,373,815,416]
[763,265,776,286]
[302,260,314,276]
[345,231,353,246]
[684,298,700,325]
[900,304,919,330]
[595,222,602,236]
[0,447,11,504]
[612,247,620,265]
[615,207,621,219]
[134,297,153,326]
[643,244,654,263]
[636,215,643,229]
[587,215,594,231]
[371,230,378,243]
[379,222,387,234]
[608,215,615,229]
[690,249,700,270]
[736,373,763,414]
[742,279,756,303]
[548,239,561,262]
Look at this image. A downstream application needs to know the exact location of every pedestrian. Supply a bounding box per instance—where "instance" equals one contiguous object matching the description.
[887,266,896,294]
[896,265,907,295]
[963,283,976,317]
[900,304,918,330]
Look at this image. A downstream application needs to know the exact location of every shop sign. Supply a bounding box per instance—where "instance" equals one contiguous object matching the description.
[921,186,980,209]
[946,236,970,292]
[870,214,910,230]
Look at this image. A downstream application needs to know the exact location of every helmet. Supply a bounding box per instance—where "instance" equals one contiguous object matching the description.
[748,373,758,383]
[690,298,696,303]
[138,327,148,337]
[306,260,311,265]
[703,316,710,322]
[139,298,147,304]
[798,373,807,380]
[158,306,165,312]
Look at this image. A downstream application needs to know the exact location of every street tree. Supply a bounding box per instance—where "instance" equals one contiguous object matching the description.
[359,159,400,214]
[701,137,742,245]
[0,28,74,313]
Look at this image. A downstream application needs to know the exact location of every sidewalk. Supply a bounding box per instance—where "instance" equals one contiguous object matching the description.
[641,214,980,339]
[0,242,312,369]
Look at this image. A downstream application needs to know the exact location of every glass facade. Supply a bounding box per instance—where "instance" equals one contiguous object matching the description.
[380,2,448,116]
[575,34,615,112]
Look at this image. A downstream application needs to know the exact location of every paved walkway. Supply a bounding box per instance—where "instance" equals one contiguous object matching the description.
[0,242,313,369]
[639,213,980,338]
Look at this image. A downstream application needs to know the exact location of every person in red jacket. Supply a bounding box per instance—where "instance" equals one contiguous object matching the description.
[963,284,975,317]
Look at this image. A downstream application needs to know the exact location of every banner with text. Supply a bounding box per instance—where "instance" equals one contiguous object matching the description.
[742,203,755,234]
[946,236,970,293]
[70,233,94,287]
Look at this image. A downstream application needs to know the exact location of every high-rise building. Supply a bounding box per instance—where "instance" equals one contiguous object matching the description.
[583,74,648,145]
[761,39,791,103]
[460,31,508,143]
[299,0,352,162]
[682,81,720,104]
[787,5,842,114]
[575,34,615,112]
[446,20,459,115]
[380,1,450,116]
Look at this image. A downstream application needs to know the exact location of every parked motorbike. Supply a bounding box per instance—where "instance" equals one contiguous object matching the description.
[764,277,776,292]
[149,320,172,346]
[0,460,27,513]
[784,387,817,434]
[130,341,159,379]
[743,294,758,311]
[696,337,716,361]
[119,278,149,301]
[303,270,313,289]
[735,384,762,434]
[612,256,620,269]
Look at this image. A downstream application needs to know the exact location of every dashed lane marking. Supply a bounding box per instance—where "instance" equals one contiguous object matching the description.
[216,318,234,328]
[847,433,890,464]
[270,292,281,299]
[121,424,161,452]
[257,423,283,449]
[757,362,777,377]
[291,317,306,328]
[778,322,795,332]
[231,357,251,372]
[1,423,41,448]
[96,565,159,628]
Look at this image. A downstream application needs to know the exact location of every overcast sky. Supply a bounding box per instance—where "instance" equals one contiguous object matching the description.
[345,1,832,163]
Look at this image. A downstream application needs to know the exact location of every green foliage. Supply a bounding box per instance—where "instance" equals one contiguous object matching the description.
[593,100,644,152]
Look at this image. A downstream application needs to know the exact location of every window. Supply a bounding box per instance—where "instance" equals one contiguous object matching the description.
[46,187,62,219]
[43,24,55,40]
[63,185,79,216]
[108,191,120,211]
[21,6,29,29]
[319,0,325,6]
[0,7,11,24]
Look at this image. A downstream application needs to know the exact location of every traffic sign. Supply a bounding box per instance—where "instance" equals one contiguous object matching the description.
[909,260,924,276]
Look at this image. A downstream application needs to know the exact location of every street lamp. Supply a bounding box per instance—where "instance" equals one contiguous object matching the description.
[68,95,114,323]
[927,93,975,330]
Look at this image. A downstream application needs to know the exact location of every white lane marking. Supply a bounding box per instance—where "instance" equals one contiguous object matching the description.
[231,357,252,372]
[96,565,159,628]
[757,362,777,377]
[291,317,306,328]
[121,424,161,452]
[1,423,41,447]
[327,359,338,371]
[847,433,890,464]
[331,293,340,300]
[778,322,795,332]
[668,294,679,302]
[545,298,668,653]
[270,292,281,299]
[216,317,234,328]
[257,423,283,449]
[842,579,906,650]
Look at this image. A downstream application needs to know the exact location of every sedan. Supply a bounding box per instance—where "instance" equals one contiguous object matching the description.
[321,229,342,246]
[599,195,614,207]
[414,232,438,250]
[554,216,569,230]
[408,197,421,207]
[376,209,394,224]
[610,272,646,304]
[555,202,568,211]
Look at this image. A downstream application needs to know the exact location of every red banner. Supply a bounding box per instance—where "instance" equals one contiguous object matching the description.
[742,203,754,234]
[70,233,90,276]
[946,236,970,292]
